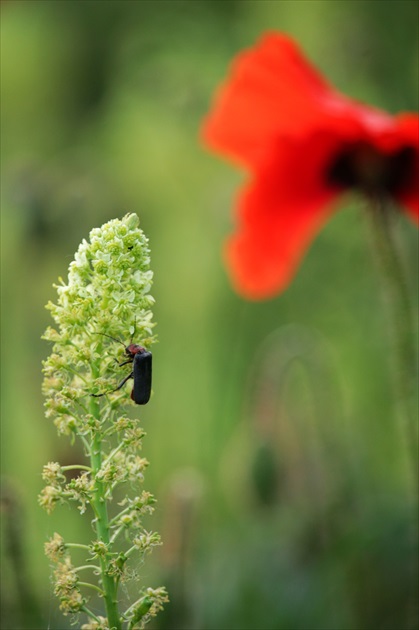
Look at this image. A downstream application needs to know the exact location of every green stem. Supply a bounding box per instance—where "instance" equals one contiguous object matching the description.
[124,545,138,559]
[81,606,103,623]
[89,396,121,630]
[109,506,131,527]
[75,564,101,573]
[101,442,125,469]
[66,543,91,552]
[62,465,92,473]
[366,196,418,489]
[80,434,92,457]
[366,196,418,630]
[110,525,125,545]
[78,581,105,596]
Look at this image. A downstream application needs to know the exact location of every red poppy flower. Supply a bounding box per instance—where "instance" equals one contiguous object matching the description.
[201,33,419,300]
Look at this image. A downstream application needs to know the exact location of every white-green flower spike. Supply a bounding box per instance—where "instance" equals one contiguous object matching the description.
[39,214,167,629]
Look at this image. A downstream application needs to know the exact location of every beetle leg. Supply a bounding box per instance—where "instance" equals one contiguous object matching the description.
[118,359,133,367]
[91,370,134,398]
[112,371,134,392]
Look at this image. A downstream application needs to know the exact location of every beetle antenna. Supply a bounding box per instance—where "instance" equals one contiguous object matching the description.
[130,316,137,344]
[93,332,125,347]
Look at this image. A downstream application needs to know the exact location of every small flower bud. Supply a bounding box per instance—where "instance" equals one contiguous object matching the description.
[38,485,63,514]
[42,462,65,485]
[45,533,66,561]
[133,531,162,554]
[90,540,109,558]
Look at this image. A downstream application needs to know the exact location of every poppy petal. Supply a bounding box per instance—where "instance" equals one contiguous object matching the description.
[202,33,339,170]
[224,134,342,300]
[201,32,393,171]
[202,32,419,299]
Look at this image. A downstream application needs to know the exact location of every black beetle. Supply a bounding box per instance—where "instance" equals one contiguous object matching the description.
[92,334,152,405]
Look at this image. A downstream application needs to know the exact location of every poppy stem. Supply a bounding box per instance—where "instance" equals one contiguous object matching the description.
[365,195,418,492]
[366,195,418,630]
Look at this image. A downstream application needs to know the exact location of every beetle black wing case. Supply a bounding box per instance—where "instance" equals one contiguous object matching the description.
[131,351,152,404]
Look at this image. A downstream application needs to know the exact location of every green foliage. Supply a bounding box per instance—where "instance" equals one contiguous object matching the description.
[1,2,417,629]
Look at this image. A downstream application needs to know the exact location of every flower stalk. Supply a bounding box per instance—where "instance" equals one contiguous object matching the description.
[366,196,418,489]
[39,214,168,629]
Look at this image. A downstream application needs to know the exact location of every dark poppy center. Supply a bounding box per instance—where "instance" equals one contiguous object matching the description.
[327,142,416,196]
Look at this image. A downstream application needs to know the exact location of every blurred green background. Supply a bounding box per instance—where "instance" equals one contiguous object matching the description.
[1,1,418,629]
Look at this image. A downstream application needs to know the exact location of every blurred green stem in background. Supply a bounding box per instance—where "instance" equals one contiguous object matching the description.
[366,195,418,491]
[367,195,418,630]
